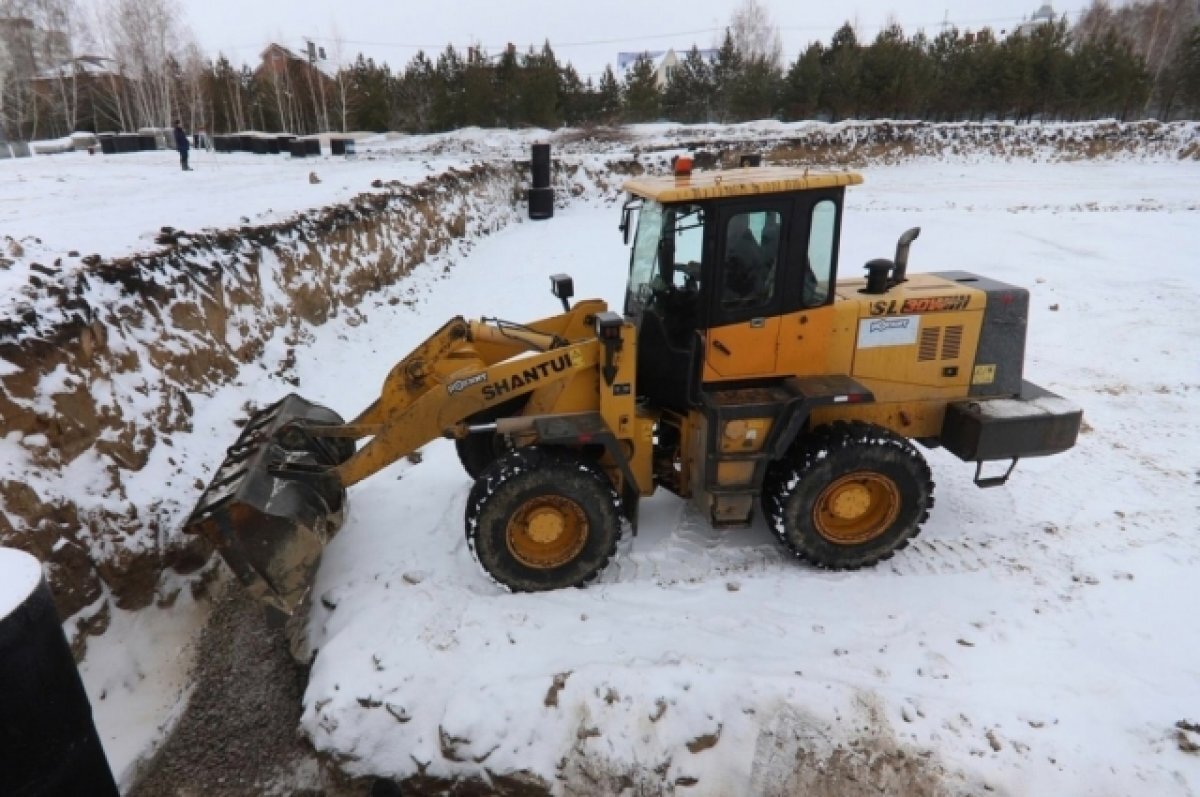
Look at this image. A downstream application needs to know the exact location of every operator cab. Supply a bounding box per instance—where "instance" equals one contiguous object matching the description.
[619,165,863,410]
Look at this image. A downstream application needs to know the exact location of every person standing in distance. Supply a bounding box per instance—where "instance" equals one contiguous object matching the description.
[173,120,192,171]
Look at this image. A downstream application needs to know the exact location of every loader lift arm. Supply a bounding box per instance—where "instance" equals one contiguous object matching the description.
[183,300,619,615]
[306,317,601,487]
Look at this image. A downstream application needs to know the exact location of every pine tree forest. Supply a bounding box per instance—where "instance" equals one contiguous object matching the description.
[1,0,1198,141]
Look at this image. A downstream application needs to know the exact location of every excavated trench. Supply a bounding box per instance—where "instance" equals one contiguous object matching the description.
[0,154,631,795]
[2,121,1198,795]
[0,162,531,650]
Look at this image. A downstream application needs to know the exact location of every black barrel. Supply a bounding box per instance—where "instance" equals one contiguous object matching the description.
[289,140,307,158]
[98,134,116,155]
[528,186,554,220]
[0,548,118,796]
[531,143,551,188]
[305,138,321,157]
[139,134,157,151]
[250,137,269,155]
[115,134,139,153]
[330,138,346,156]
[276,135,296,153]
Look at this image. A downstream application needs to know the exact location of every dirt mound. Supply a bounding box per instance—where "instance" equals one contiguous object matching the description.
[655,119,1200,167]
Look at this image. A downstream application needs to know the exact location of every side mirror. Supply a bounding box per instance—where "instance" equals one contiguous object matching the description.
[618,197,641,246]
[550,273,574,312]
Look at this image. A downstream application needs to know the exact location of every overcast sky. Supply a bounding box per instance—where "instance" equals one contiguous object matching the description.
[180,1,1087,78]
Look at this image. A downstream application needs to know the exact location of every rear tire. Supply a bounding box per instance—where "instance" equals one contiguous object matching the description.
[465,448,622,591]
[762,421,933,569]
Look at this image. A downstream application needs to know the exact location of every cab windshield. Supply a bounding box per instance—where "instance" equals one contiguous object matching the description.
[625,200,704,315]
[626,200,663,312]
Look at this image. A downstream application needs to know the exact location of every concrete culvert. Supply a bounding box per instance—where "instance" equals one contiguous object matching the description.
[0,547,118,796]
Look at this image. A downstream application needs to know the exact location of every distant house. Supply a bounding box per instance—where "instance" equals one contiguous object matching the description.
[3,15,127,135]
[29,54,129,133]
[617,48,718,88]
[0,16,70,77]
[256,42,337,133]
[1012,3,1059,37]
[258,43,336,82]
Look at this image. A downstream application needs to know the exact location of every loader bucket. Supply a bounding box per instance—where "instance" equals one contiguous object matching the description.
[183,394,351,615]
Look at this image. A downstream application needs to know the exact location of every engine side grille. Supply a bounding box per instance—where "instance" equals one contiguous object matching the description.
[918,327,940,361]
[942,325,963,360]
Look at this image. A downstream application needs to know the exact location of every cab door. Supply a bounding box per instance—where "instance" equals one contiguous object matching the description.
[704,200,790,380]
[774,192,853,377]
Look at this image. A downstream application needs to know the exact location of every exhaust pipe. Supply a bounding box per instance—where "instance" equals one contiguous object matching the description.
[891,227,921,285]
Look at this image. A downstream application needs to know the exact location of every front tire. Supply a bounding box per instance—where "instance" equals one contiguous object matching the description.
[454,397,526,479]
[763,421,934,569]
[455,434,508,481]
[465,448,622,591]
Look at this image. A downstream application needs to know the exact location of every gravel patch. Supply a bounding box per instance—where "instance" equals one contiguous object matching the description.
[126,583,369,797]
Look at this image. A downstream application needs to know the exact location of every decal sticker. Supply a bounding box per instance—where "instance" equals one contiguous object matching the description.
[569,348,584,367]
[613,383,631,396]
[482,352,576,401]
[447,372,487,395]
[869,295,971,315]
[858,316,920,348]
[972,364,997,385]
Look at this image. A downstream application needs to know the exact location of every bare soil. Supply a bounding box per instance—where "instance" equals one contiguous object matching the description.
[125,582,554,797]
[126,583,371,797]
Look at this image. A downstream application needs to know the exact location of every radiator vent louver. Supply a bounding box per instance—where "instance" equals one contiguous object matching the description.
[918,327,940,361]
[942,325,964,360]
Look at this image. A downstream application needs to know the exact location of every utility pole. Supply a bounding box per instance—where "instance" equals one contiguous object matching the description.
[305,39,330,133]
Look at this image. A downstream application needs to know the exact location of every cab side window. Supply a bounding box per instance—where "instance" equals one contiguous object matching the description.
[805,200,837,306]
[722,210,781,309]
[667,204,704,291]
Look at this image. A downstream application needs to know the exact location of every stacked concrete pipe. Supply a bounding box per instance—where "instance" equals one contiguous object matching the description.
[0,548,118,796]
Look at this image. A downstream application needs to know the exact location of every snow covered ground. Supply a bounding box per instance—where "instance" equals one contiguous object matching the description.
[0,547,42,618]
[5,142,1199,792]
[278,161,1200,794]
[0,146,481,306]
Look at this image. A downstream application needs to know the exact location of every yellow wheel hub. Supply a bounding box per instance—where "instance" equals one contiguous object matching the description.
[507,495,588,569]
[813,472,900,545]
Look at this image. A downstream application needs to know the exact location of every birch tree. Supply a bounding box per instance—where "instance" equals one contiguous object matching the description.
[729,0,783,69]
[99,0,189,127]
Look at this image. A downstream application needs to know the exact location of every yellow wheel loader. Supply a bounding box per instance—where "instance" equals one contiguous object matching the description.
[184,166,1081,617]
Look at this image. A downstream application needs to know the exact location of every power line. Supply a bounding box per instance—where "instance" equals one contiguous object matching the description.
[204,8,1091,67]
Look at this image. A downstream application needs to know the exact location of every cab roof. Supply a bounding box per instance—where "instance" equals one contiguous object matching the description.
[623,166,864,204]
